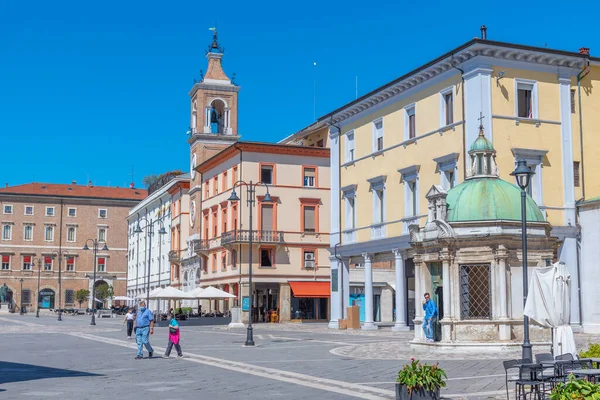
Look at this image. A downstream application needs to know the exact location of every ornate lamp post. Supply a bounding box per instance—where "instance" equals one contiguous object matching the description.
[83,239,109,326]
[228,181,274,347]
[511,159,535,362]
[133,217,167,307]
[19,278,24,315]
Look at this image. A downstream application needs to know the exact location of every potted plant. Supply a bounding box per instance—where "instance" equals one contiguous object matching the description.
[396,358,447,400]
[550,375,600,399]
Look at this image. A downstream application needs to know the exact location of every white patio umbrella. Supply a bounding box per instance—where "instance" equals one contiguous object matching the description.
[195,286,236,299]
[148,286,193,300]
[187,287,205,297]
[113,296,134,301]
[524,262,576,357]
[136,287,162,300]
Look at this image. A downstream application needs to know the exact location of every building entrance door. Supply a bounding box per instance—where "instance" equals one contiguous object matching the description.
[428,262,443,340]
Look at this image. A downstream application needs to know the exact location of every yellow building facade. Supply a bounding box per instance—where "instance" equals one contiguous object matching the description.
[324,36,600,331]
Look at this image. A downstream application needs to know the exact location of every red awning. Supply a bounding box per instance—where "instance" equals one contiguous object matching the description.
[289,281,330,298]
[67,256,74,264]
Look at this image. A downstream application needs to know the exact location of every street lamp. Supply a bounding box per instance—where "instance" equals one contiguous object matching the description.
[134,217,167,308]
[228,180,274,347]
[32,256,43,318]
[19,278,24,315]
[511,159,535,362]
[83,239,109,326]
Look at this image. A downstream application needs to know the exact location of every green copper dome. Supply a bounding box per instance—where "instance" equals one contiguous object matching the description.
[469,134,495,152]
[446,178,545,222]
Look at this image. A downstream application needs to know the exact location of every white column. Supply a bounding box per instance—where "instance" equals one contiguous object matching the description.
[328,257,341,329]
[362,253,377,330]
[496,246,511,340]
[441,252,451,341]
[392,249,408,331]
[204,107,211,133]
[342,258,350,317]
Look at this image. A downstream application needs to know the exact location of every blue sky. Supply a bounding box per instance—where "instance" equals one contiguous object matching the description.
[1,0,599,189]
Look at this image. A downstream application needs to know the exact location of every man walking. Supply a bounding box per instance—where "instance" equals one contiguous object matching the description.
[422,293,438,343]
[135,301,154,359]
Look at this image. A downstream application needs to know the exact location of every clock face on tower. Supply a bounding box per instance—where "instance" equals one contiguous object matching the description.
[190,200,196,228]
[191,153,197,180]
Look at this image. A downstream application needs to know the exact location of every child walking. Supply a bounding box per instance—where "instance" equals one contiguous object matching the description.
[163,312,183,358]
[123,308,135,339]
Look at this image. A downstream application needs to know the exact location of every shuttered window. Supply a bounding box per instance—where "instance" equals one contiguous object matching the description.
[303,206,316,232]
[261,205,273,231]
[574,161,580,187]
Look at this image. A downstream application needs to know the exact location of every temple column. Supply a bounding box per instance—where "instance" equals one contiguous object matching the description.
[362,253,377,330]
[496,245,511,340]
[413,255,425,341]
[440,249,452,341]
[392,249,409,331]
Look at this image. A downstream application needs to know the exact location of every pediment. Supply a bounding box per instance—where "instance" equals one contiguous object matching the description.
[426,185,446,199]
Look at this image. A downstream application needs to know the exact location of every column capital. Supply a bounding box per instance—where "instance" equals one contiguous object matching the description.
[439,249,452,262]
[362,253,372,262]
[494,245,509,261]
[392,248,403,259]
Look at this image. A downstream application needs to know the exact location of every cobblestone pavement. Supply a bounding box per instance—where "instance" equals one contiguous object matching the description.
[2,315,599,399]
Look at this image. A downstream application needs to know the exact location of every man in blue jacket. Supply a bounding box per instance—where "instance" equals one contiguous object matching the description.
[422,292,438,342]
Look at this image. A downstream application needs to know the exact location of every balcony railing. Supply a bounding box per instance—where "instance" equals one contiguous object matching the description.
[370,223,386,239]
[190,238,210,255]
[168,250,182,264]
[221,230,284,245]
[342,229,356,244]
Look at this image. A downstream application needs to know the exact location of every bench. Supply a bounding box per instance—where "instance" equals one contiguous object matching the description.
[97,310,113,318]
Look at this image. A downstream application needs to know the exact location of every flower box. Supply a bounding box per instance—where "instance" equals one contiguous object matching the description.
[396,383,440,400]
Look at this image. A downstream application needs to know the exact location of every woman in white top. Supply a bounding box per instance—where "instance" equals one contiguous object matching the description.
[123,308,135,339]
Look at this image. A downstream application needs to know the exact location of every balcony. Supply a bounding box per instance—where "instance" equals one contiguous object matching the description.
[191,238,215,256]
[370,223,386,240]
[342,229,356,244]
[168,250,182,265]
[221,230,284,247]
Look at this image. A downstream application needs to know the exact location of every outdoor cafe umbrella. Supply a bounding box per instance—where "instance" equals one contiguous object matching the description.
[136,287,162,300]
[113,296,134,301]
[194,286,236,299]
[524,262,576,357]
[148,286,193,300]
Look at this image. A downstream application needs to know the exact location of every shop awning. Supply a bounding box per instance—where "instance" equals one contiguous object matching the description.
[289,281,330,298]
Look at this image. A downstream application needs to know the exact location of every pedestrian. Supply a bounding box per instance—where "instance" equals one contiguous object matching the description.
[163,312,183,359]
[122,308,135,339]
[134,300,154,359]
[422,292,438,343]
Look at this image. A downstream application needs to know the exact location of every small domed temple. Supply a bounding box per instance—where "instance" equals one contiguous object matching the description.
[409,125,557,346]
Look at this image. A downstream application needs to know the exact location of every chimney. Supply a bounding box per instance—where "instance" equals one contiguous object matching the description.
[72,180,77,185]
[130,182,135,189]
[579,47,590,56]
[480,25,487,40]
[88,180,93,187]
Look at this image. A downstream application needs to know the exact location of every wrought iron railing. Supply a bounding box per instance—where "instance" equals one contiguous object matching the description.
[221,230,284,245]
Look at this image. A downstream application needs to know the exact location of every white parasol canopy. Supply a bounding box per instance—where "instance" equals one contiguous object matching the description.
[136,287,163,300]
[194,286,236,299]
[148,286,193,300]
[524,262,576,357]
[113,296,134,301]
[187,287,205,297]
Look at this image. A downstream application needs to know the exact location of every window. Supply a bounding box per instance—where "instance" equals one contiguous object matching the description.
[221,252,227,270]
[212,209,218,237]
[22,255,32,270]
[232,204,238,230]
[213,177,218,195]
[44,256,53,271]
[2,225,11,240]
[65,290,75,304]
[571,89,576,114]
[22,289,31,304]
[223,171,228,191]
[373,119,384,152]
[221,207,228,233]
[460,264,491,319]
[399,165,420,218]
[346,196,356,230]
[260,165,274,185]
[98,209,107,219]
[46,207,55,217]
[345,131,355,163]
[232,249,237,269]
[232,166,238,186]
[441,90,454,125]
[1,255,10,270]
[66,256,75,271]
[260,248,273,267]
[444,170,456,189]
[408,181,417,216]
[303,167,316,187]
[98,228,106,242]
[3,204,13,214]
[317,139,324,148]
[303,250,316,269]
[373,189,384,224]
[212,253,217,272]
[406,106,416,139]
[24,206,34,216]
[260,204,274,231]
[204,181,209,198]
[303,206,316,233]
[97,257,106,272]
[67,227,76,242]
[68,208,76,217]
[516,80,536,119]
[24,225,32,241]
[203,213,209,239]
[574,161,580,187]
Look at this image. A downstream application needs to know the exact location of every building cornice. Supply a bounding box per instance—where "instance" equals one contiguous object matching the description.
[319,39,591,126]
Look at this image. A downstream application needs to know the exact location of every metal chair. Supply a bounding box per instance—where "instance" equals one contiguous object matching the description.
[504,359,531,400]
[515,363,545,400]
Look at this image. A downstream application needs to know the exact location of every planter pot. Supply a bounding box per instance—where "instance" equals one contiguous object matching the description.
[395,383,440,400]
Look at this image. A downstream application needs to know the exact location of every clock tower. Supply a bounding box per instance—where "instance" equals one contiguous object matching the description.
[188,29,240,236]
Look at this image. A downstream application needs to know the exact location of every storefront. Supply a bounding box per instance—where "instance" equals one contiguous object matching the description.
[38,289,55,309]
[289,281,329,321]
